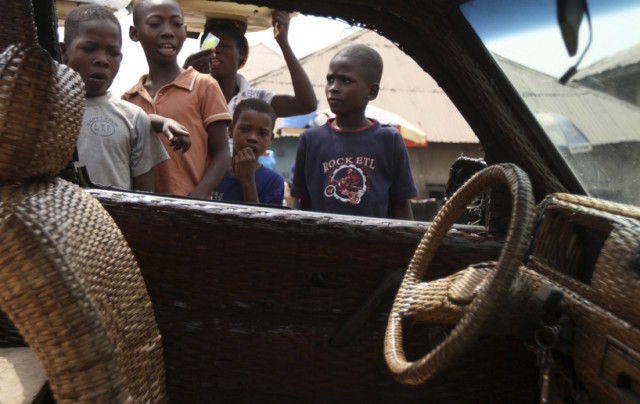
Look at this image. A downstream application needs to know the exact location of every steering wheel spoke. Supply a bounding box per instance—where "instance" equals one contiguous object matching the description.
[397,276,466,326]
[385,164,536,385]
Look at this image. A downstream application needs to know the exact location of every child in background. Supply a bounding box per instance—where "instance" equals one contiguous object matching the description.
[61,4,190,191]
[291,45,417,219]
[183,12,317,154]
[258,149,276,170]
[184,12,316,117]
[283,181,297,208]
[123,0,231,198]
[212,99,284,205]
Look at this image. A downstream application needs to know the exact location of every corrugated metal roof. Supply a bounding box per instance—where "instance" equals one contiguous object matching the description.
[241,43,286,81]
[574,44,640,78]
[249,28,640,147]
[249,29,479,144]
[497,55,640,146]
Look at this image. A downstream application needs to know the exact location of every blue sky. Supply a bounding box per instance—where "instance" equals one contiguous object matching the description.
[469,3,640,77]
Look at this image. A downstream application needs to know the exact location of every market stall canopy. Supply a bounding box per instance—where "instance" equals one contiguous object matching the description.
[534,112,592,155]
[167,0,275,36]
[56,0,130,25]
[55,1,275,37]
[362,105,428,147]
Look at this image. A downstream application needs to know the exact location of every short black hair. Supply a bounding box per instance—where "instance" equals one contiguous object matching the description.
[64,4,121,45]
[333,44,383,84]
[233,98,276,130]
[132,0,183,26]
[203,18,249,68]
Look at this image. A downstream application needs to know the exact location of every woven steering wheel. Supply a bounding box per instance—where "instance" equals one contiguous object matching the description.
[384,163,535,385]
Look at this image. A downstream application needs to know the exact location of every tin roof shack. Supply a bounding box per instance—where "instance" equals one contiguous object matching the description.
[575,44,640,107]
[248,25,640,215]
[496,54,640,204]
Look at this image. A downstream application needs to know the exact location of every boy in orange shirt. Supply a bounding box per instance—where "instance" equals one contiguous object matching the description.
[123,0,231,198]
[61,3,190,192]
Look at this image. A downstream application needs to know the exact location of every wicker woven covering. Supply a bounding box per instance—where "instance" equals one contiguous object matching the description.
[0,2,37,52]
[385,163,536,385]
[0,44,83,182]
[525,193,640,401]
[0,181,167,402]
[0,2,166,402]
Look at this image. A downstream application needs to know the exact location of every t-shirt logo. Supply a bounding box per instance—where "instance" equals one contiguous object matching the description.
[324,164,368,205]
[88,116,117,137]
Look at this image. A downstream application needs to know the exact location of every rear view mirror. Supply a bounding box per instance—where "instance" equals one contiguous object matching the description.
[557,0,586,56]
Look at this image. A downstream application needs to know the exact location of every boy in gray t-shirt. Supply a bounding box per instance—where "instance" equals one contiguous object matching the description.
[60,4,189,191]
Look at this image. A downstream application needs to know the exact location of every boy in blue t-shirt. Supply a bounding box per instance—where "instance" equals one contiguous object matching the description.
[213,99,284,205]
[291,45,417,219]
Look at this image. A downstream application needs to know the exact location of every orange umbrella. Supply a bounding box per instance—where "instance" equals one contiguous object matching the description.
[317,106,428,147]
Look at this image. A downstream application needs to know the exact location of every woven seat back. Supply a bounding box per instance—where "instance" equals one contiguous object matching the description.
[0,43,82,182]
[0,181,168,402]
[0,2,166,402]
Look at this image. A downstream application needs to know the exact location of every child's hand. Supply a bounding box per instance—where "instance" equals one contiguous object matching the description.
[233,147,258,181]
[149,114,191,152]
[163,119,191,152]
[272,10,290,45]
[182,48,214,73]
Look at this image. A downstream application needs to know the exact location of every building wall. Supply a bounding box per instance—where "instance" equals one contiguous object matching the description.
[409,143,484,198]
[271,137,300,182]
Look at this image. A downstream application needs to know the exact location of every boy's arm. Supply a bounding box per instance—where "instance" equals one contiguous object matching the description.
[290,132,311,210]
[132,170,155,192]
[268,11,317,117]
[189,120,231,199]
[148,113,192,152]
[390,199,414,220]
[233,148,260,203]
[389,131,417,220]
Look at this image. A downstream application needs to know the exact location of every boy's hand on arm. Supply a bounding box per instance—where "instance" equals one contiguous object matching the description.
[188,120,230,199]
[233,147,258,182]
[390,199,414,220]
[182,49,214,73]
[149,114,192,152]
[233,148,260,203]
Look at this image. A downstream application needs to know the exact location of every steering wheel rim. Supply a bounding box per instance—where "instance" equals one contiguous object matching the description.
[384,163,535,385]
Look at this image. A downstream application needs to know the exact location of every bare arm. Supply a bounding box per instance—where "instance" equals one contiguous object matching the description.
[148,113,192,152]
[268,11,317,117]
[390,199,414,220]
[188,120,231,199]
[132,170,155,192]
[233,147,260,203]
